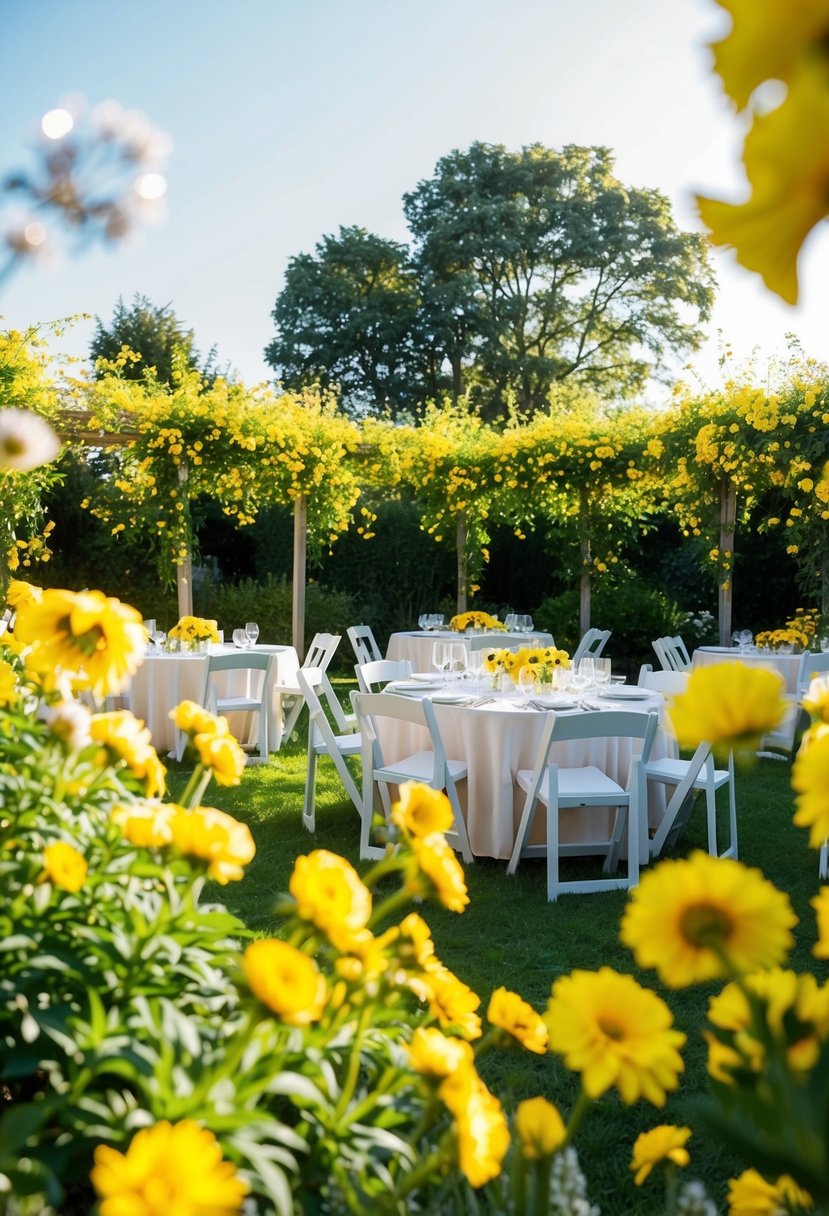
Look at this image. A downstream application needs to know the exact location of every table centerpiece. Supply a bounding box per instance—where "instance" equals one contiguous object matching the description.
[168,615,220,652]
[449,610,506,634]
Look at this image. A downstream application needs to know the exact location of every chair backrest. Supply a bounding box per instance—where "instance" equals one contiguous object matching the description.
[572,628,611,664]
[207,651,272,674]
[351,690,450,785]
[303,632,341,671]
[797,652,829,699]
[297,666,353,737]
[530,708,659,787]
[355,658,412,694]
[347,624,382,666]
[652,637,673,671]
[637,664,689,697]
[668,636,692,669]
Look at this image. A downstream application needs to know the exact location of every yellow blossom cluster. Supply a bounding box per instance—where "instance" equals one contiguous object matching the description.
[483,645,570,681]
[168,615,219,643]
[449,611,505,632]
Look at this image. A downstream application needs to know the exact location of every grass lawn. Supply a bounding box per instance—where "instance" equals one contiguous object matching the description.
[169,687,820,1215]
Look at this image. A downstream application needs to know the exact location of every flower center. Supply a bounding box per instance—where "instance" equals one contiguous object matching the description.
[680,902,734,949]
[598,1015,626,1042]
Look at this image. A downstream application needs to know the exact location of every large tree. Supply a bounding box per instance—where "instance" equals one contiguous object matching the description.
[404,142,715,419]
[264,227,428,419]
[90,294,223,386]
[265,143,715,421]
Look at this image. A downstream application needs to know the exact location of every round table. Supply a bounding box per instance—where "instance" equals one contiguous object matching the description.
[692,646,802,694]
[371,685,672,860]
[386,630,555,673]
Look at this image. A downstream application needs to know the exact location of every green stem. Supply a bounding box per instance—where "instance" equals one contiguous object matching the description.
[369,884,417,929]
[333,1004,373,1121]
[664,1163,678,1216]
[563,1087,591,1146]
[534,1155,554,1216]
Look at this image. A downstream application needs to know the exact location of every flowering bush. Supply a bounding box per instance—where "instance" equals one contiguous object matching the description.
[449,610,505,632]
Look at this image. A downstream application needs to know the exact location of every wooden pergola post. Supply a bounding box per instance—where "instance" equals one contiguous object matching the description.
[293,495,307,658]
[718,479,737,645]
[579,486,591,635]
[456,512,468,615]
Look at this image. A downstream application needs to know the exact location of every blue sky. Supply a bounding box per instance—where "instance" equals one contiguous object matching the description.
[2,0,828,396]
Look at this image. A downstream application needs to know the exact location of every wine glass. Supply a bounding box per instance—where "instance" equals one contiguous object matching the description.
[150,629,166,650]
[592,657,611,691]
[578,657,595,688]
[569,665,591,709]
[418,614,428,631]
[232,628,246,648]
[245,621,259,647]
[432,641,449,685]
[504,613,517,633]
[517,666,537,706]
[447,642,467,684]
[522,615,534,634]
[739,629,753,653]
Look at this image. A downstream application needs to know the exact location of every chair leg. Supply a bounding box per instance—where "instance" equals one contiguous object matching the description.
[821,840,828,880]
[441,776,473,863]
[545,782,561,902]
[303,746,318,833]
[604,806,627,874]
[507,788,538,875]
[280,695,305,744]
[725,755,738,860]
[705,763,718,857]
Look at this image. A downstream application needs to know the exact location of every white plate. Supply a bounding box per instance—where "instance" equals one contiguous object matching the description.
[431,692,470,705]
[389,680,439,693]
[599,686,650,700]
[532,695,578,710]
[412,672,440,682]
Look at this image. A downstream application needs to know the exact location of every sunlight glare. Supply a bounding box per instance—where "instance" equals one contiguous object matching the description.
[41,108,74,140]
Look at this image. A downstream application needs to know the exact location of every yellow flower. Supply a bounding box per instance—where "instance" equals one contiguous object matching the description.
[193,731,246,786]
[727,1168,813,1216]
[487,986,549,1054]
[544,967,685,1106]
[793,727,829,847]
[111,800,174,849]
[91,1119,248,1216]
[620,851,796,986]
[710,0,829,109]
[242,938,327,1025]
[0,658,18,707]
[409,832,469,913]
[706,968,829,1078]
[391,781,454,838]
[168,805,255,883]
[89,711,166,797]
[514,1096,566,1160]
[630,1124,691,1186]
[172,699,231,738]
[15,587,146,697]
[406,1027,474,1078]
[168,615,220,643]
[419,963,482,1039]
[42,841,87,893]
[6,578,42,610]
[812,887,829,959]
[289,849,372,951]
[668,661,788,756]
[697,59,829,305]
[439,1068,509,1188]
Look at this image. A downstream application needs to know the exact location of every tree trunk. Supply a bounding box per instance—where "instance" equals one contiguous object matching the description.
[176,463,193,618]
[579,486,591,635]
[293,495,307,658]
[456,513,468,615]
[718,479,737,645]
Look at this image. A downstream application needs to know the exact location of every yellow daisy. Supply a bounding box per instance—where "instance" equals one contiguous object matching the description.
[418,962,482,1040]
[727,1167,812,1216]
[812,886,829,960]
[406,1027,474,1078]
[391,781,454,838]
[242,938,327,1025]
[168,805,255,884]
[91,1120,248,1216]
[793,727,829,847]
[710,0,829,109]
[409,832,469,913]
[620,851,797,986]
[514,1096,566,1160]
[439,1068,510,1188]
[667,662,788,756]
[193,731,246,787]
[111,800,174,849]
[15,586,146,697]
[42,841,87,893]
[544,967,685,1106]
[630,1124,691,1185]
[289,849,372,952]
[486,986,548,1055]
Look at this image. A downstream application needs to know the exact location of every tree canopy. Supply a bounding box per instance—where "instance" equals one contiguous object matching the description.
[265,142,715,422]
[90,294,223,387]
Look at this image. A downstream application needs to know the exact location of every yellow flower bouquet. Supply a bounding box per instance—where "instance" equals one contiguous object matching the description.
[449,610,506,633]
[168,614,220,646]
[482,645,570,687]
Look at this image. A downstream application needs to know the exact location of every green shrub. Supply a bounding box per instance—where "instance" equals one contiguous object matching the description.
[534,575,684,671]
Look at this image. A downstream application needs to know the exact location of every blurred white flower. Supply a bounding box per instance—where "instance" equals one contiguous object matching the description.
[0,409,60,471]
[39,699,92,751]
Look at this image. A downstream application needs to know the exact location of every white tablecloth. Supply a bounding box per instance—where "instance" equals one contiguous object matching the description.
[126,644,300,754]
[692,646,801,695]
[386,630,555,672]
[370,689,673,861]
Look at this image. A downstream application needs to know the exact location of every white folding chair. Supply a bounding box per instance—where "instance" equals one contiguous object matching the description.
[279,632,344,744]
[296,668,363,833]
[637,663,689,696]
[185,650,275,764]
[351,691,473,863]
[646,742,737,861]
[347,624,382,666]
[507,709,658,901]
[572,628,611,665]
[762,652,829,757]
[651,637,673,671]
[355,658,412,694]
[667,636,692,669]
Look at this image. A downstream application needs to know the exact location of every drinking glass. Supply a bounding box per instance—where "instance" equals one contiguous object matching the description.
[593,657,611,689]
[570,666,592,708]
[739,629,753,652]
[432,641,449,684]
[504,613,517,632]
[232,628,247,648]
[245,621,259,646]
[150,629,166,650]
[821,636,829,653]
[578,657,595,688]
[731,631,741,650]
[517,666,537,705]
[522,615,534,633]
[447,642,467,683]
[418,614,428,631]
